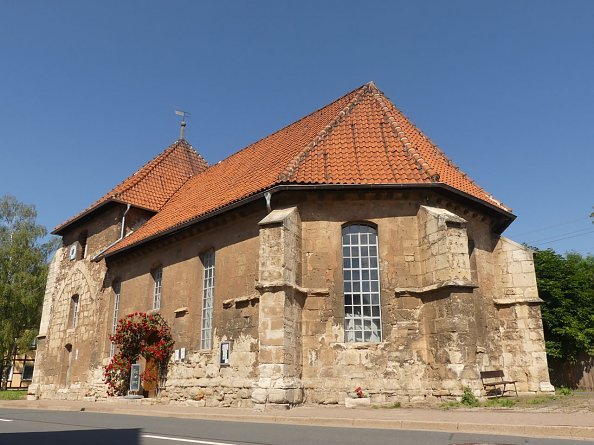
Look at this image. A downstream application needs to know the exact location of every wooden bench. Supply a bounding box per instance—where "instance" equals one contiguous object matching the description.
[480,370,518,398]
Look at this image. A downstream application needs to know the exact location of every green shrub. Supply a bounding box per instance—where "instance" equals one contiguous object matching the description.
[461,387,480,407]
[558,386,573,396]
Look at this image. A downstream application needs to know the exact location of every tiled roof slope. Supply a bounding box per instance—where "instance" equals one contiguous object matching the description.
[104,82,509,256]
[53,139,208,234]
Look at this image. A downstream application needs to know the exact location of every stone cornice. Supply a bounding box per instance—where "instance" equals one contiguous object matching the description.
[255,281,329,297]
[493,297,544,305]
[394,280,477,295]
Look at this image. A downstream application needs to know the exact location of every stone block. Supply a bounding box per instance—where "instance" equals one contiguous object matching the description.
[267,388,287,403]
[345,397,370,408]
[512,272,536,288]
[512,250,531,262]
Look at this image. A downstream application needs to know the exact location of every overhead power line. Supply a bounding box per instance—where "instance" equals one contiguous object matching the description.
[531,229,594,247]
[526,227,594,244]
[512,216,590,237]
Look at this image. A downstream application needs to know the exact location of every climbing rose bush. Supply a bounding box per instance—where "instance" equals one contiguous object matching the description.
[103,312,174,396]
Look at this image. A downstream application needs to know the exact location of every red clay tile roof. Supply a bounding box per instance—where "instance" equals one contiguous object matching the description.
[53,139,208,235]
[102,82,510,257]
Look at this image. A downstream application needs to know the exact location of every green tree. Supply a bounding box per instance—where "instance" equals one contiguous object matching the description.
[534,248,594,362]
[0,195,57,388]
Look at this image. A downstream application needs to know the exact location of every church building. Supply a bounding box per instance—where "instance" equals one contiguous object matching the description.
[31,82,553,408]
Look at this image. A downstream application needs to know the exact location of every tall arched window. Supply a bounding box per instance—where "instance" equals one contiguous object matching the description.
[110,280,121,357]
[152,267,162,310]
[69,294,80,328]
[200,249,215,350]
[342,223,382,342]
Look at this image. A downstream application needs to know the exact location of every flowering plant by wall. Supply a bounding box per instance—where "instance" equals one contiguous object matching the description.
[354,386,368,398]
[103,312,174,396]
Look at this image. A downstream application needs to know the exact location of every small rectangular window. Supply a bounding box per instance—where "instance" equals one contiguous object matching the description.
[200,250,215,350]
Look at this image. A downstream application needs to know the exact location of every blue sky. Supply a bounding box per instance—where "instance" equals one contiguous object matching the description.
[1,1,592,255]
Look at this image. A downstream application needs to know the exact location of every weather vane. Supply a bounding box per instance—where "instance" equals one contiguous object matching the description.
[175,110,191,140]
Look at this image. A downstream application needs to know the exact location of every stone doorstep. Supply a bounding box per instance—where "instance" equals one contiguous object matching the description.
[344,397,371,408]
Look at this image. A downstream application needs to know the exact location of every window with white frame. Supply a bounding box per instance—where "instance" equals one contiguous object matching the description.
[342,223,382,342]
[110,280,121,357]
[200,250,215,349]
[69,294,80,328]
[152,267,162,310]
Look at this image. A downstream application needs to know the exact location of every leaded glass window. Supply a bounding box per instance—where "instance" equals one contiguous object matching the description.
[152,267,162,310]
[342,223,382,342]
[200,250,215,349]
[110,280,121,357]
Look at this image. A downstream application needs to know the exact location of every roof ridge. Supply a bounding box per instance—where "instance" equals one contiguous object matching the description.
[190,85,367,174]
[385,102,509,210]
[112,140,190,200]
[279,82,373,181]
[53,139,207,234]
[124,140,208,211]
[369,84,439,182]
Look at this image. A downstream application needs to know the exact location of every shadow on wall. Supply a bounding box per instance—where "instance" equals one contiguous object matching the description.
[0,428,141,445]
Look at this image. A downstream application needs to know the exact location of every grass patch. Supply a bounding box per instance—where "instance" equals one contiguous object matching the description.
[0,390,26,400]
[440,401,462,410]
[373,401,402,409]
[558,386,573,396]
[484,397,517,408]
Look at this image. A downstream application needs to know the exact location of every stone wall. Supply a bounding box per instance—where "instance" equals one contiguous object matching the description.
[165,333,257,407]
[252,207,305,409]
[33,204,265,404]
[491,237,553,392]
[33,190,552,405]
[30,204,124,400]
[296,193,552,403]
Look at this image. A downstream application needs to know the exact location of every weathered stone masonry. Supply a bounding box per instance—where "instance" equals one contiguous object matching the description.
[31,191,553,406]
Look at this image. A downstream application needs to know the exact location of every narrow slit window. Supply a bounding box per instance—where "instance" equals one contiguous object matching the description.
[342,224,382,342]
[110,280,121,357]
[200,250,215,350]
[152,267,162,310]
[70,295,80,328]
[78,231,88,259]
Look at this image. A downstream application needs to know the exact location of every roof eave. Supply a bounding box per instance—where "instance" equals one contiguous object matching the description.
[52,199,157,236]
[102,182,515,261]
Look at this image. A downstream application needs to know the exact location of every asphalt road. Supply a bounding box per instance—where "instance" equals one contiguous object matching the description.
[0,408,592,445]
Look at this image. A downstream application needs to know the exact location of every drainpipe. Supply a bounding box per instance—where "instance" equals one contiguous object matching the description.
[264,192,272,213]
[92,204,131,261]
[120,204,131,239]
